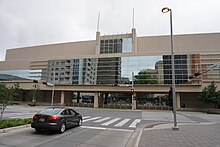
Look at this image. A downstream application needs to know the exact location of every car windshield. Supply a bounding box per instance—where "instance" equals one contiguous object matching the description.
[38,108,62,115]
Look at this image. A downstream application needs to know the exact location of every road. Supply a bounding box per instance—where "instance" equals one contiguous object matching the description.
[1,105,220,147]
[3,105,143,130]
[1,105,144,147]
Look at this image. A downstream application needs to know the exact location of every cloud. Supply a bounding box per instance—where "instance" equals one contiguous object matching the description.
[0,0,220,61]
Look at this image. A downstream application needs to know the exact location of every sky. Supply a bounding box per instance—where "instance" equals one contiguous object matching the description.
[0,0,220,61]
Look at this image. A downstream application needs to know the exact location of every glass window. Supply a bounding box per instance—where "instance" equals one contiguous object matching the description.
[69,109,76,115]
[100,37,132,54]
[39,108,62,115]
[45,53,212,85]
[0,69,42,81]
[61,110,69,115]
[122,38,132,53]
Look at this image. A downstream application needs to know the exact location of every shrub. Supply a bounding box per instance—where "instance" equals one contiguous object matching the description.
[0,118,32,129]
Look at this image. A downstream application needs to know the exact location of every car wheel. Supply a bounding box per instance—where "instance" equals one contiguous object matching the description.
[77,119,82,126]
[59,123,66,133]
[35,128,41,132]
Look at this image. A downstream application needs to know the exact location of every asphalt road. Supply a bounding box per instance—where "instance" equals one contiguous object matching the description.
[3,105,144,130]
[2,105,219,147]
[0,105,144,147]
[0,125,134,147]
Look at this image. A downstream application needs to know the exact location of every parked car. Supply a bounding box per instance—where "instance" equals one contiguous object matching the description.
[31,107,82,133]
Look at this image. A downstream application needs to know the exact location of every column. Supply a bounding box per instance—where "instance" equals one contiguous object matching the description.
[77,92,80,103]
[132,92,137,110]
[95,31,100,55]
[60,91,65,106]
[132,28,137,53]
[94,92,99,108]
[176,92,181,109]
[99,93,104,108]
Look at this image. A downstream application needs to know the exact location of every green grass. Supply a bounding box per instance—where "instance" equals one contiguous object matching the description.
[0,118,32,129]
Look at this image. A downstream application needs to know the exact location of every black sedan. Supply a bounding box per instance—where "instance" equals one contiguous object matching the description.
[31,107,82,133]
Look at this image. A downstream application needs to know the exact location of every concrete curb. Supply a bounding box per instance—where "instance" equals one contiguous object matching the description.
[0,124,31,134]
[125,122,165,147]
[143,122,216,131]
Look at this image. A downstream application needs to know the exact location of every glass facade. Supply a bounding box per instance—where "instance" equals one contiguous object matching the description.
[0,69,42,81]
[43,53,220,85]
[100,38,132,54]
[1,53,220,85]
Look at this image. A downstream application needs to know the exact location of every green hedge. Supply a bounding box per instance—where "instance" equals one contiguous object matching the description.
[0,118,32,129]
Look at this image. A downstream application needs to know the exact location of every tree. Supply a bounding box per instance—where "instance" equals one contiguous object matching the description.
[200,81,220,108]
[0,83,14,120]
[12,82,22,101]
[134,70,158,84]
[30,84,40,103]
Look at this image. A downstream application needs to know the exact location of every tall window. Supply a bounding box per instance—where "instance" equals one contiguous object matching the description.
[100,38,132,54]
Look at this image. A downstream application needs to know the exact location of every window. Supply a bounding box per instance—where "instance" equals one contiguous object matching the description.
[61,110,69,115]
[69,109,76,115]
[100,38,132,54]
[39,108,62,115]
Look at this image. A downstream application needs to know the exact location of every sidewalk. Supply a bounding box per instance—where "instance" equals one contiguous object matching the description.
[138,122,220,147]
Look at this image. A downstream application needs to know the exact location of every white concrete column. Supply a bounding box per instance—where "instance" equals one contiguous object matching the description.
[176,92,181,109]
[60,91,65,105]
[132,92,137,110]
[95,31,100,55]
[132,28,137,53]
[94,92,99,108]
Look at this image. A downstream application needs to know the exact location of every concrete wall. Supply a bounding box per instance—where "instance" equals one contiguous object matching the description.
[180,92,211,108]
[5,40,96,61]
[1,32,220,70]
[137,33,220,55]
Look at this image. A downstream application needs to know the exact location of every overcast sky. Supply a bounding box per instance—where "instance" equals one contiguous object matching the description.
[0,0,220,61]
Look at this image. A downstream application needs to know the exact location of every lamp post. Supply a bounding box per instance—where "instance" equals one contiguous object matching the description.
[51,71,55,106]
[131,71,136,110]
[162,7,179,130]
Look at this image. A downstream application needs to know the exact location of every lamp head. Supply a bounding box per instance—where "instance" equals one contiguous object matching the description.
[162,7,170,13]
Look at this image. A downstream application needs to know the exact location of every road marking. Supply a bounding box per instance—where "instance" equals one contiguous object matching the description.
[81,126,133,132]
[101,118,121,126]
[82,116,141,128]
[114,118,130,127]
[129,119,141,128]
[82,116,92,119]
[94,117,111,123]
[83,117,101,122]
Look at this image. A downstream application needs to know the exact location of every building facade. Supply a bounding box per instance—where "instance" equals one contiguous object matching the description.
[1,28,220,110]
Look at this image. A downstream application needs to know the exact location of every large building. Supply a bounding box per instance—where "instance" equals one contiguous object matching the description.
[1,28,220,110]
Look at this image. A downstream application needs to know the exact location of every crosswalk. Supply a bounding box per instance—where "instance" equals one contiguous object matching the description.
[82,116,141,129]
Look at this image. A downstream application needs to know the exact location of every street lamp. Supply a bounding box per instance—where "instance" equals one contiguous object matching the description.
[131,71,135,110]
[162,7,179,130]
[51,71,55,106]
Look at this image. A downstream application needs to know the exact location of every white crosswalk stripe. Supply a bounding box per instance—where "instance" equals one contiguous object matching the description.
[81,116,141,128]
[114,118,130,127]
[129,119,141,128]
[94,117,111,123]
[101,118,121,126]
[82,116,92,119]
[83,117,101,122]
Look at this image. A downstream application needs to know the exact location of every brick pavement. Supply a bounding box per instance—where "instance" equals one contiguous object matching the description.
[138,123,220,147]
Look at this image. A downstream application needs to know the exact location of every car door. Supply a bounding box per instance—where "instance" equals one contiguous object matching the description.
[68,109,80,126]
[60,109,71,128]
